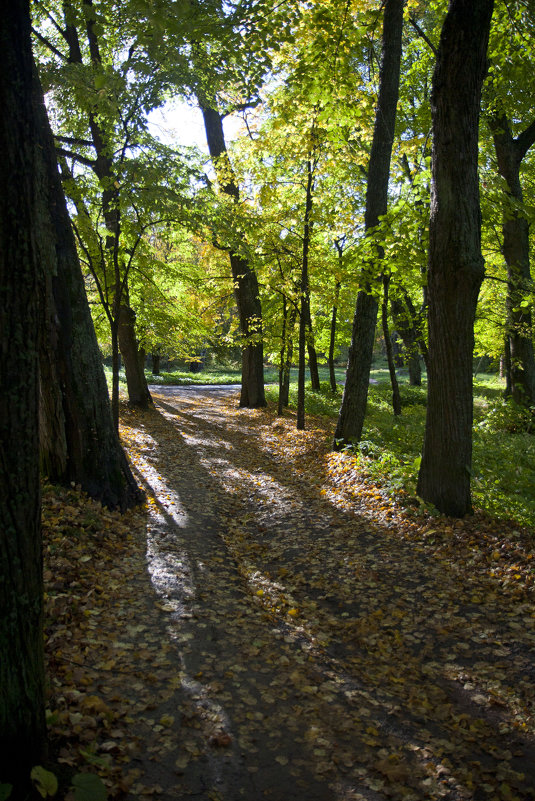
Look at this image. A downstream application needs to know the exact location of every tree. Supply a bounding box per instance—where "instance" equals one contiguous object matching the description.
[484,3,535,408]
[0,0,46,791]
[36,69,142,510]
[417,0,494,517]
[197,97,267,407]
[334,0,405,448]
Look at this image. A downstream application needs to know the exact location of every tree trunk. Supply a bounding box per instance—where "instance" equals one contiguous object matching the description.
[382,276,402,415]
[199,103,266,408]
[152,348,161,376]
[280,305,297,413]
[390,292,423,385]
[417,0,494,517]
[33,69,142,510]
[0,1,46,789]
[118,304,152,409]
[297,158,315,430]
[334,0,404,448]
[328,280,342,393]
[488,111,535,407]
[278,296,289,416]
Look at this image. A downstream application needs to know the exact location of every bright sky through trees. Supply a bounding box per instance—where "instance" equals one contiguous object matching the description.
[148,100,244,149]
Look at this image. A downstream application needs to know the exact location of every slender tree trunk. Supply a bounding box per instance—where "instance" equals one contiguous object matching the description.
[382,276,402,415]
[280,305,297,411]
[503,337,512,397]
[278,297,288,416]
[390,292,423,385]
[118,304,152,409]
[0,1,46,788]
[488,112,535,407]
[417,0,494,517]
[297,302,307,430]
[328,280,342,393]
[334,0,404,448]
[152,348,161,376]
[297,158,315,429]
[199,103,266,408]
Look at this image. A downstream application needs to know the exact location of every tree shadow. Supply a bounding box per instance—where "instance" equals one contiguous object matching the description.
[122,391,535,800]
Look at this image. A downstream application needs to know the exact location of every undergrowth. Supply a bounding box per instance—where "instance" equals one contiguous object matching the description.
[266,376,535,529]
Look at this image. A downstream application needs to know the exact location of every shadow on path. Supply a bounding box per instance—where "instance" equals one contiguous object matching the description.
[117,386,535,801]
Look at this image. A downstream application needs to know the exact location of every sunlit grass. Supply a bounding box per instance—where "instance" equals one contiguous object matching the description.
[266,373,535,529]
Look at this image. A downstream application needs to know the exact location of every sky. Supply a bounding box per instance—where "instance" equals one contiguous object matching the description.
[147,99,244,150]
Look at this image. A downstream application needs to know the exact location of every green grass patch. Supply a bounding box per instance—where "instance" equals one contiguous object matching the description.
[267,374,535,529]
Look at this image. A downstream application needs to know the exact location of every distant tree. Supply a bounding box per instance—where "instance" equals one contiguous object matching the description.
[0,0,46,791]
[417,0,494,516]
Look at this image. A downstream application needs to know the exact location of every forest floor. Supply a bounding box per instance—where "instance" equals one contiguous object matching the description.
[42,386,535,801]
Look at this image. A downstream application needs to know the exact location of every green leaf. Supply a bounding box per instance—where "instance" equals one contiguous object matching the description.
[71,773,107,801]
[0,784,13,801]
[30,766,58,798]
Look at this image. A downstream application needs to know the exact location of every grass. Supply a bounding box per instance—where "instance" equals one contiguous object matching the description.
[108,359,534,528]
[265,372,535,530]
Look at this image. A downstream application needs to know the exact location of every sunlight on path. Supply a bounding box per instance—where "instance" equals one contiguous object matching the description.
[115,388,535,801]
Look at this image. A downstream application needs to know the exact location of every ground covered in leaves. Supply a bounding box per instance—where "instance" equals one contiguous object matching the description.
[43,386,535,800]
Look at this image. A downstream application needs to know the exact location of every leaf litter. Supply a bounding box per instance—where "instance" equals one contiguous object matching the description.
[42,386,535,800]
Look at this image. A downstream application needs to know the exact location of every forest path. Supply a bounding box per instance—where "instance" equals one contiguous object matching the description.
[109,386,535,801]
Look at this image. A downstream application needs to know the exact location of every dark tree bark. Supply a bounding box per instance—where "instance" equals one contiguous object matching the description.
[34,73,142,510]
[59,4,147,419]
[488,112,535,407]
[390,291,425,385]
[334,0,404,448]
[382,276,402,415]
[278,303,297,414]
[0,0,46,789]
[199,102,266,408]
[152,348,161,376]
[118,304,152,409]
[328,279,342,393]
[297,158,315,430]
[417,0,494,517]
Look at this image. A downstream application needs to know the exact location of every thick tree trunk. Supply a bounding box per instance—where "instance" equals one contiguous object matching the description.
[334,0,404,448]
[118,304,152,409]
[489,112,535,407]
[33,71,142,510]
[417,0,494,517]
[382,276,402,415]
[199,103,266,408]
[0,1,46,789]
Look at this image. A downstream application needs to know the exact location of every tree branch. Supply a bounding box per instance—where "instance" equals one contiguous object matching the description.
[55,134,95,148]
[409,16,438,56]
[56,147,96,168]
[31,27,69,61]
[515,117,535,162]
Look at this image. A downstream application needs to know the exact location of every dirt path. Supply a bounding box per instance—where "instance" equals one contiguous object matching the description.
[44,386,535,801]
[110,386,535,801]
